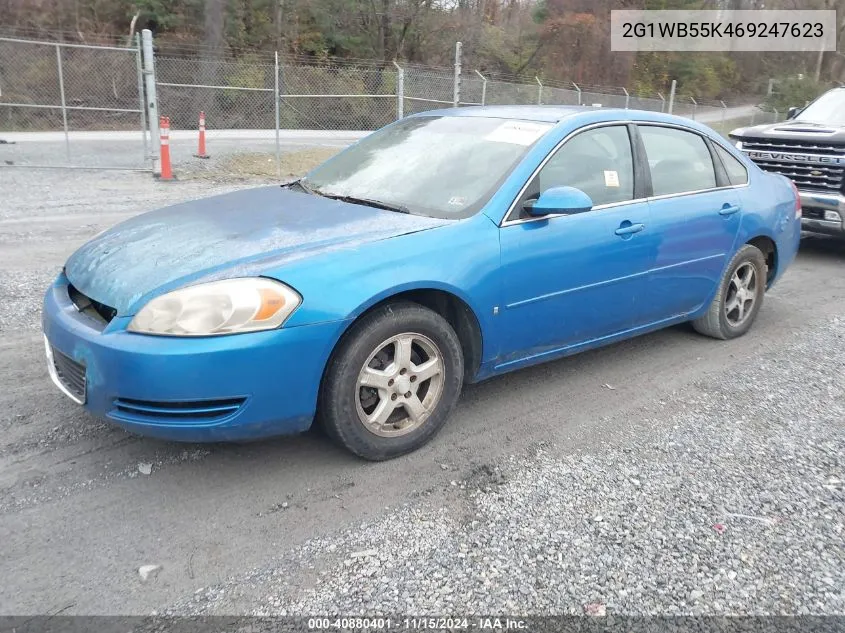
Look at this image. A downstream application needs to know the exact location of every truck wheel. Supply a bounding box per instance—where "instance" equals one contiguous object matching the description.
[693,244,767,340]
[318,301,464,460]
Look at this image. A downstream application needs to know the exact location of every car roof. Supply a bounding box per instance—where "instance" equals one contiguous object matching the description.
[411,105,592,122]
[408,104,704,128]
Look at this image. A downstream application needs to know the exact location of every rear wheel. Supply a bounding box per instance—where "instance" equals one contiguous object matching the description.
[318,301,464,460]
[693,244,766,340]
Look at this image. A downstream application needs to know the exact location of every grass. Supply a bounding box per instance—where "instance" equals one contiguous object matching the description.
[706,115,774,138]
[180,147,341,181]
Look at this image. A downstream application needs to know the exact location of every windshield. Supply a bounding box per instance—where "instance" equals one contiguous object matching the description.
[795,90,845,126]
[300,115,553,219]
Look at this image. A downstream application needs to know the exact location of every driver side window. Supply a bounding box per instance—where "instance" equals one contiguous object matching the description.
[521,125,635,215]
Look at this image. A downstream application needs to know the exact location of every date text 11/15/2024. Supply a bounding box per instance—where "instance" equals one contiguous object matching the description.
[307,616,528,630]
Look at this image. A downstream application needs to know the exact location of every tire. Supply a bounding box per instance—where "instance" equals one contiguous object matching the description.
[692,244,767,340]
[318,301,464,460]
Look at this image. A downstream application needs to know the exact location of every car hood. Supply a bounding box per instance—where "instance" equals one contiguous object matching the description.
[730,119,845,144]
[64,186,450,315]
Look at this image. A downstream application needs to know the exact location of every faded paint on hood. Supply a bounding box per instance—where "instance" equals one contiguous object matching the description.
[64,186,450,314]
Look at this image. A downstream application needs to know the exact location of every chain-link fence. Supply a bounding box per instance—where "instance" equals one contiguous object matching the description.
[154,53,779,134]
[157,56,400,131]
[281,63,397,130]
[1,32,784,172]
[0,36,149,169]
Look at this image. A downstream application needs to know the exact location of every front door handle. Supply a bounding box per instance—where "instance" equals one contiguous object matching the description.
[719,204,741,216]
[615,222,645,236]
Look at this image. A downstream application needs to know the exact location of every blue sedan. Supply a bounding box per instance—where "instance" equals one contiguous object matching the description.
[42,106,801,460]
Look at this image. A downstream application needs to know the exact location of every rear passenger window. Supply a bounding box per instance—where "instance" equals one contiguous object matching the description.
[640,126,717,196]
[714,144,749,185]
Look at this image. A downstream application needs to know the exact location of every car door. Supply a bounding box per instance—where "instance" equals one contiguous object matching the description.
[496,124,653,368]
[637,124,743,323]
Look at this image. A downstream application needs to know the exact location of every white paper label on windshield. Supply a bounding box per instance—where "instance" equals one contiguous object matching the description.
[604,170,620,187]
[485,121,552,146]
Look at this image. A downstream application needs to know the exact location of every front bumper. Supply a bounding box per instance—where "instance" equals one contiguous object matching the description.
[42,275,350,442]
[799,190,845,236]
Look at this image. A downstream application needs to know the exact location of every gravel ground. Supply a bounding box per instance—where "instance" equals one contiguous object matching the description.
[168,318,844,616]
[1,153,844,617]
[0,134,351,171]
[0,138,343,332]
[0,168,275,333]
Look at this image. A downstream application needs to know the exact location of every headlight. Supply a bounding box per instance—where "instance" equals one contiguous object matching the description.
[734,140,743,150]
[127,278,301,336]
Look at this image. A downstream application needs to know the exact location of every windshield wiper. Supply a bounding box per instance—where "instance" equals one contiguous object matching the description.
[286,182,411,214]
[325,195,411,214]
[285,178,322,196]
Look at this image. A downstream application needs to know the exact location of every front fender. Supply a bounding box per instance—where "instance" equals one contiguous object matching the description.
[345,279,484,322]
[266,214,502,361]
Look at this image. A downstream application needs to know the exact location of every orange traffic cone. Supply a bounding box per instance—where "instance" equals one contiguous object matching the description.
[159,116,173,180]
[194,111,209,159]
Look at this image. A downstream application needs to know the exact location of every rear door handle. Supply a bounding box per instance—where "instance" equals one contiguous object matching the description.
[615,223,645,236]
[719,204,740,216]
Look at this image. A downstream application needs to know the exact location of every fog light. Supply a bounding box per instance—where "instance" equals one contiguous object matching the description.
[824,210,842,222]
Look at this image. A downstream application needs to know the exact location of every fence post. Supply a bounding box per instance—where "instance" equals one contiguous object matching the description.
[622,87,630,110]
[657,92,665,112]
[690,96,697,120]
[475,70,487,106]
[772,107,779,122]
[572,81,581,105]
[55,44,70,161]
[453,42,462,107]
[720,100,727,127]
[274,51,281,179]
[393,61,404,120]
[535,76,543,105]
[668,80,676,114]
[134,34,149,164]
[141,29,160,176]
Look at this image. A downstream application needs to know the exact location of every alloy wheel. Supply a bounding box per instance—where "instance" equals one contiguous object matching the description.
[355,333,445,437]
[725,261,758,327]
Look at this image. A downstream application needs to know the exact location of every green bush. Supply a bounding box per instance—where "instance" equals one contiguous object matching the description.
[764,76,829,112]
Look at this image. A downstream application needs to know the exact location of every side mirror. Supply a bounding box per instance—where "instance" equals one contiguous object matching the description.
[787,106,801,120]
[526,186,593,217]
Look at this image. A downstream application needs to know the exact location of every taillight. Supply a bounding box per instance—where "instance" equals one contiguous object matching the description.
[789,180,802,219]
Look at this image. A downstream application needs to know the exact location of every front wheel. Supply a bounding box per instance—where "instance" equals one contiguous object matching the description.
[693,244,767,340]
[318,301,464,460]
